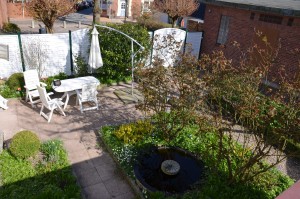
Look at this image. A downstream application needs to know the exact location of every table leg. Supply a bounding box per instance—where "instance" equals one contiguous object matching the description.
[63,92,70,110]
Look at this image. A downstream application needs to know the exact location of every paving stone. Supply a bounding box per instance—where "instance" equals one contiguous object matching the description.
[63,140,87,153]
[91,152,115,167]
[87,148,104,159]
[83,182,112,199]
[74,167,102,188]
[95,163,118,182]
[113,191,136,199]
[104,177,133,197]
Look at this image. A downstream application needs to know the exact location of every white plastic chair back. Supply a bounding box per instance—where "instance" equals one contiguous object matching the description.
[36,85,65,122]
[37,85,50,108]
[24,69,40,91]
[82,83,98,101]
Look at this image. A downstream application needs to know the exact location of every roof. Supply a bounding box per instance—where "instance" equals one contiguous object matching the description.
[199,0,300,17]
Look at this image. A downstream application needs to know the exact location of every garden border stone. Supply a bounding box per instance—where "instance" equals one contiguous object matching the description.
[98,129,144,199]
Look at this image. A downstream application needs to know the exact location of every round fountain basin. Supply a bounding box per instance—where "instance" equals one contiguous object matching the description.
[134,146,206,194]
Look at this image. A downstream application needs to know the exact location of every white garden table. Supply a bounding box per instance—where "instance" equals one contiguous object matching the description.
[53,76,100,109]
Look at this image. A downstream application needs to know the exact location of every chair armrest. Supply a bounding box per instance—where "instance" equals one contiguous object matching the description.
[40,82,47,87]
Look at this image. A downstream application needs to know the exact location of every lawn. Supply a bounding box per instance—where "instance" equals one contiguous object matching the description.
[0,139,81,199]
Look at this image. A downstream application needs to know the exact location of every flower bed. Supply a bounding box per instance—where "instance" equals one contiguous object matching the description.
[100,122,293,199]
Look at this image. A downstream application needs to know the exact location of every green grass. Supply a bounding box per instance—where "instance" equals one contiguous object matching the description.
[0,140,81,199]
[100,124,294,199]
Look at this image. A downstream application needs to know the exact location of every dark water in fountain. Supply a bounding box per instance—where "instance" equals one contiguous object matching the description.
[134,147,206,194]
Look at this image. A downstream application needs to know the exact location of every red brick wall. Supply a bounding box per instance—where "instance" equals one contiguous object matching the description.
[110,0,142,18]
[111,0,118,18]
[202,4,300,80]
[0,0,8,28]
[131,0,141,19]
[7,3,31,18]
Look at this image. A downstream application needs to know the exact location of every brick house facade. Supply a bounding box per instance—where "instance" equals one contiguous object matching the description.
[200,0,300,81]
[109,0,150,19]
[0,0,8,28]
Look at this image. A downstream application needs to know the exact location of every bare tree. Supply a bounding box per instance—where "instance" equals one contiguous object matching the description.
[93,0,101,24]
[22,37,48,78]
[27,0,75,33]
[152,0,199,27]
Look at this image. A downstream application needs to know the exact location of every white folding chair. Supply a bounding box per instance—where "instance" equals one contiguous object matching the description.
[37,85,66,123]
[76,83,99,113]
[23,69,52,108]
[0,95,8,110]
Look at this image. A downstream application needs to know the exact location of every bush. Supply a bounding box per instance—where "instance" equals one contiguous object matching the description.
[114,120,153,144]
[40,140,66,163]
[0,84,22,98]
[5,73,25,91]
[42,72,68,91]
[95,23,150,83]
[74,54,89,77]
[10,130,40,159]
[2,22,21,33]
[137,13,172,31]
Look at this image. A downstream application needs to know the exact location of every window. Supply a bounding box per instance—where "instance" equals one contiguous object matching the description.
[121,2,126,9]
[259,14,283,24]
[217,15,230,45]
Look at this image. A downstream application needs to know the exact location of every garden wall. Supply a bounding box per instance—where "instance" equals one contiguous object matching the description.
[0,28,90,79]
[0,28,202,79]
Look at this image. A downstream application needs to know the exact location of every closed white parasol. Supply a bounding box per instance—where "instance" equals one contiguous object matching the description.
[88,27,103,73]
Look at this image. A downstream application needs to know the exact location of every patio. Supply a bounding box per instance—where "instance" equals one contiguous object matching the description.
[0,83,142,199]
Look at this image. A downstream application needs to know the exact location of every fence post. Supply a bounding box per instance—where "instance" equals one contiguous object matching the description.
[69,30,74,75]
[150,31,154,66]
[17,33,25,71]
[183,29,188,54]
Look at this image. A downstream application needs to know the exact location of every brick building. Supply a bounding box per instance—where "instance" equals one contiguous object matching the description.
[0,0,8,28]
[200,0,300,81]
[108,0,151,19]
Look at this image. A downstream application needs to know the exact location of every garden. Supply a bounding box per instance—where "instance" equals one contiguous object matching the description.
[0,130,80,199]
[99,36,299,198]
[0,23,299,199]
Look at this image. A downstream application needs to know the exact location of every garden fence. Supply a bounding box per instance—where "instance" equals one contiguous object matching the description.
[0,28,202,79]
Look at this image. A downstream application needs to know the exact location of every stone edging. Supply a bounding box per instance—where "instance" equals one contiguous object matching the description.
[98,130,144,199]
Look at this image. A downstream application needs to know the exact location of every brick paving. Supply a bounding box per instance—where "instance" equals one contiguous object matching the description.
[0,83,142,199]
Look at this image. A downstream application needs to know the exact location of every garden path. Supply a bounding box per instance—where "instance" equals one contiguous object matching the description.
[0,83,143,199]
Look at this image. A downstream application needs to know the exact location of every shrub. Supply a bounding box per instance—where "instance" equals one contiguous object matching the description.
[10,130,40,159]
[5,73,25,91]
[114,120,153,144]
[0,84,22,98]
[42,72,68,91]
[74,54,89,77]
[2,22,21,33]
[137,17,172,31]
[40,140,66,163]
[95,23,150,83]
